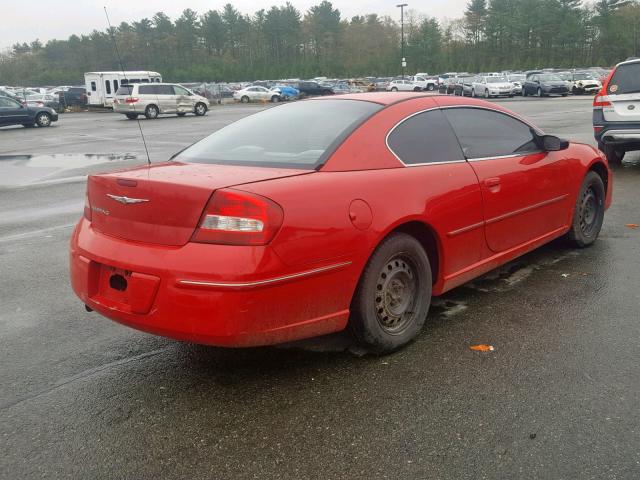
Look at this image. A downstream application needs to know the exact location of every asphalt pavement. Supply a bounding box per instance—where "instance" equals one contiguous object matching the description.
[1,97,639,479]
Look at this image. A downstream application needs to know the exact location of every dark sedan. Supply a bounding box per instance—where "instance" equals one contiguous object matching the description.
[0,96,59,128]
[522,74,569,97]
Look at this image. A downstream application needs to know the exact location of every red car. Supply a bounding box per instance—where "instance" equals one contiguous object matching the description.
[70,93,612,354]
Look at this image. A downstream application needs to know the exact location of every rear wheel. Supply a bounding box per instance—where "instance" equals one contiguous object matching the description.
[427,84,435,91]
[603,144,625,165]
[194,102,207,116]
[270,95,280,103]
[35,112,51,127]
[391,87,398,92]
[564,171,605,248]
[125,113,138,120]
[349,233,432,355]
[144,104,159,119]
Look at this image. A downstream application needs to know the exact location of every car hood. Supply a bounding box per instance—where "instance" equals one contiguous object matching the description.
[488,83,513,88]
[541,82,567,87]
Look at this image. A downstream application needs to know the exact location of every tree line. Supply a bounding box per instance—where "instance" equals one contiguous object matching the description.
[1,0,639,86]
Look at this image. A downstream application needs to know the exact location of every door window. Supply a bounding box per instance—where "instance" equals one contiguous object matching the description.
[138,85,156,95]
[173,85,190,95]
[91,82,97,91]
[387,109,464,165]
[105,80,111,95]
[156,85,175,95]
[114,80,119,91]
[443,107,540,159]
[0,97,20,108]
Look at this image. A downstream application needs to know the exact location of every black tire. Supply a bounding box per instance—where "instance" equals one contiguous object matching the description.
[270,95,280,103]
[564,171,606,248]
[427,84,435,91]
[603,144,625,165]
[35,112,52,127]
[484,89,490,98]
[349,233,432,354]
[144,104,159,119]
[125,113,138,120]
[537,87,543,97]
[523,87,527,97]
[241,96,250,103]
[572,86,578,95]
[194,102,207,116]
[391,87,398,92]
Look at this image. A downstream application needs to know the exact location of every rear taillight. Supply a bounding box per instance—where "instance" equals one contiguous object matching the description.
[125,97,139,103]
[593,94,611,108]
[191,189,284,246]
[37,101,44,107]
[83,183,92,221]
[593,126,604,133]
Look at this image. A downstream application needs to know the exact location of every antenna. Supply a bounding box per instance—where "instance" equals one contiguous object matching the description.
[103,6,151,166]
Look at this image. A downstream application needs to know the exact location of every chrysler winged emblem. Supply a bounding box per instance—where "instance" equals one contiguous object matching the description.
[106,194,150,205]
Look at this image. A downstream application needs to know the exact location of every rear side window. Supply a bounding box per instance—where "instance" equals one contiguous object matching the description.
[387,109,464,165]
[608,62,640,95]
[138,85,156,95]
[179,100,382,169]
[91,82,96,91]
[116,86,133,96]
[156,85,174,95]
[443,108,539,159]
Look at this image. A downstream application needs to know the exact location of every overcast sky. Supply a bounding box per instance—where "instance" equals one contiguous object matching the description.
[1,0,467,50]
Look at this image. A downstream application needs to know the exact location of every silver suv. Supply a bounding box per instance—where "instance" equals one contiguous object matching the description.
[593,58,640,164]
[113,83,209,120]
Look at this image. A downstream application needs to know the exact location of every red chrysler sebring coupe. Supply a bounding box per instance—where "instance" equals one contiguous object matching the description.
[70,93,612,353]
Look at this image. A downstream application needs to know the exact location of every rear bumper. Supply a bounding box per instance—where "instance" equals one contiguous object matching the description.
[113,103,141,113]
[593,109,640,147]
[69,219,353,347]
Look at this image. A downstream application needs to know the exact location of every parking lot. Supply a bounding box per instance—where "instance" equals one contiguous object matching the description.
[1,96,639,479]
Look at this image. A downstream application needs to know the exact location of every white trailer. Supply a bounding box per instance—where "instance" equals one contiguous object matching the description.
[84,71,162,107]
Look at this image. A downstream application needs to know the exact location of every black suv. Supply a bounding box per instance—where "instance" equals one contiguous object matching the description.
[58,86,87,107]
[293,81,334,97]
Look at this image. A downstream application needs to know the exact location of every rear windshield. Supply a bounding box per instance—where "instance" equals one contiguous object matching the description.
[178,100,382,169]
[608,62,640,95]
[116,86,134,96]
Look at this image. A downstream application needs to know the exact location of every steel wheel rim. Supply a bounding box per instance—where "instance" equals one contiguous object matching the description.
[374,254,418,334]
[579,186,599,236]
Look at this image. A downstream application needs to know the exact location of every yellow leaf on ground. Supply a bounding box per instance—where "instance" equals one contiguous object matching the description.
[625,223,639,229]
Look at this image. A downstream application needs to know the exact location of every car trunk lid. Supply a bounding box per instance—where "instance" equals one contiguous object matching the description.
[87,162,309,246]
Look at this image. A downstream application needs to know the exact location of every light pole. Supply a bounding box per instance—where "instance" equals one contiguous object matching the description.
[397,3,408,79]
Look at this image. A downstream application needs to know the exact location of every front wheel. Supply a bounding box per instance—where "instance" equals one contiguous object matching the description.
[35,112,51,127]
[537,87,543,97]
[270,95,280,103]
[484,89,490,98]
[391,87,398,92]
[349,233,432,355]
[194,102,207,116]
[564,171,605,248]
[522,88,527,97]
[240,96,250,103]
[471,89,476,98]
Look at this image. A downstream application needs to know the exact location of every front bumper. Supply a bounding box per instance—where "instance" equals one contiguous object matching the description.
[543,86,569,95]
[69,219,353,346]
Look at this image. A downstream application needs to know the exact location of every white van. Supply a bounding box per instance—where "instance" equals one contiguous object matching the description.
[84,71,162,107]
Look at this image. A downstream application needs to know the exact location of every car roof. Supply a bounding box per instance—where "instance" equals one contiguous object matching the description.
[617,57,640,67]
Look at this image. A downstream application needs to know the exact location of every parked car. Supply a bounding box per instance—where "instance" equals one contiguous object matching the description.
[233,86,282,103]
[293,81,334,97]
[557,72,601,95]
[271,85,300,100]
[522,74,569,97]
[71,93,611,354]
[507,74,526,95]
[387,79,422,92]
[593,57,640,164]
[471,76,515,98]
[438,77,458,95]
[113,83,209,119]
[57,86,88,107]
[26,94,62,113]
[0,88,26,105]
[406,75,437,91]
[0,95,58,128]
[453,76,474,96]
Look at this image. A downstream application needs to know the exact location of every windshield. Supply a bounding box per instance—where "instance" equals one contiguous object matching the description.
[509,75,525,81]
[608,62,640,94]
[486,77,508,83]
[574,73,595,80]
[178,100,382,169]
[539,75,562,82]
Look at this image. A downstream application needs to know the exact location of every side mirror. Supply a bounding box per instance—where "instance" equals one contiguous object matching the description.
[541,135,569,151]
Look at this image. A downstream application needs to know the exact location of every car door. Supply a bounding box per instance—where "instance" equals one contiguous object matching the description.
[0,96,30,126]
[173,85,193,112]
[155,84,176,113]
[443,107,571,253]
